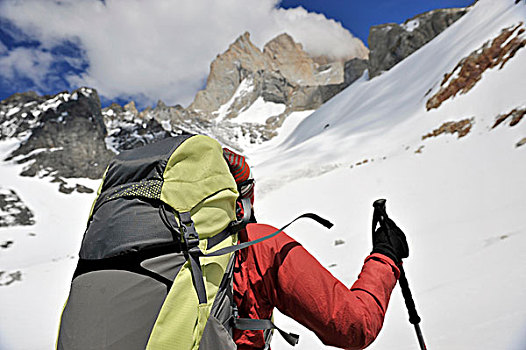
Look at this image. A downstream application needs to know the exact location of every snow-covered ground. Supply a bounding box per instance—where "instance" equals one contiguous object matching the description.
[0,0,525,349]
[234,97,286,124]
[0,139,99,349]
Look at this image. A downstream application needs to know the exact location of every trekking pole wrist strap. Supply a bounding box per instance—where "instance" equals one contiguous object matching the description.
[202,213,333,258]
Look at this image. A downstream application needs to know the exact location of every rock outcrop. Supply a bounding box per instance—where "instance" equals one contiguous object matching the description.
[0,270,22,286]
[492,105,526,129]
[0,187,34,227]
[1,91,52,141]
[427,23,525,110]
[343,58,369,85]
[289,58,368,111]
[2,88,114,179]
[103,101,174,153]
[368,7,468,78]
[422,118,474,140]
[102,98,261,153]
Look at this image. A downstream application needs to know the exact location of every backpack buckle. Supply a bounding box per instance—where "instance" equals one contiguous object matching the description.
[179,212,199,251]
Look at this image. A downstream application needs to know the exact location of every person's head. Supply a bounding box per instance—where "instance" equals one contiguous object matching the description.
[223,147,255,220]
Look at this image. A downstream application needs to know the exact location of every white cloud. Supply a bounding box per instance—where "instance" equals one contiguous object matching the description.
[0,47,55,91]
[0,39,7,55]
[268,7,369,60]
[0,0,366,107]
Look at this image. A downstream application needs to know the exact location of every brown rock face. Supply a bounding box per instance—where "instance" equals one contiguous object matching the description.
[263,33,344,86]
[422,118,474,140]
[492,106,526,129]
[427,23,526,110]
[190,32,268,113]
[189,32,364,114]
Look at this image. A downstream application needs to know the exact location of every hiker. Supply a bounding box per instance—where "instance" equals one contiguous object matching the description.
[57,135,407,350]
[224,148,408,349]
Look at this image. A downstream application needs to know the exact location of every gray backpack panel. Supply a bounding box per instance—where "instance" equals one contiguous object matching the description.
[58,252,187,350]
[57,271,166,350]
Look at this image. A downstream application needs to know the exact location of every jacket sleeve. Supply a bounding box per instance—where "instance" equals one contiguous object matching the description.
[249,224,400,350]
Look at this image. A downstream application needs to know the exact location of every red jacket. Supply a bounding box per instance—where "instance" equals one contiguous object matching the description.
[233,223,400,349]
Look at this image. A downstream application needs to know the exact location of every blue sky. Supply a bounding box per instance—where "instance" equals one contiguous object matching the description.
[0,0,475,109]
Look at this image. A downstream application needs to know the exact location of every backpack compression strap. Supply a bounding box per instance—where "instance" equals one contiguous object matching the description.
[179,211,208,304]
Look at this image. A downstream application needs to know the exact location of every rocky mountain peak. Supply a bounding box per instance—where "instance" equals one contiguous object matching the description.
[263,32,300,51]
[123,101,138,115]
[230,32,263,57]
[189,31,365,117]
[1,91,44,107]
[263,33,331,86]
[156,100,168,109]
[190,32,268,113]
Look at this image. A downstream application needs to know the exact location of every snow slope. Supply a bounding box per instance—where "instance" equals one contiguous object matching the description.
[0,0,525,349]
[0,139,99,349]
[234,97,286,124]
[245,1,526,349]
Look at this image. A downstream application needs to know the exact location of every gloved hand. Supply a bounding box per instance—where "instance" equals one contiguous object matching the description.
[372,218,409,265]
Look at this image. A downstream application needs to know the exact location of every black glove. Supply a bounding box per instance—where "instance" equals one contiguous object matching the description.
[372,218,409,265]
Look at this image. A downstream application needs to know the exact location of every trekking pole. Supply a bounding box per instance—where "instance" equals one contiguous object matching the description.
[373,199,427,350]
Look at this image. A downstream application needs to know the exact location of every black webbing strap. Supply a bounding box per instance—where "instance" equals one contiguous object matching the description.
[233,317,299,346]
[202,213,333,258]
[179,211,208,305]
[159,203,180,241]
[206,227,234,250]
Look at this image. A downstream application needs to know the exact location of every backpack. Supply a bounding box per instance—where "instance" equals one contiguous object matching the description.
[57,134,331,350]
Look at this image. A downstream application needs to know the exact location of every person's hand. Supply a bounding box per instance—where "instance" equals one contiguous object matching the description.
[371,218,409,264]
